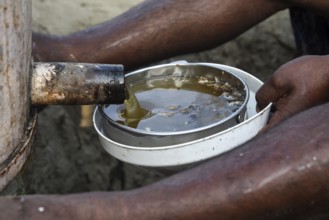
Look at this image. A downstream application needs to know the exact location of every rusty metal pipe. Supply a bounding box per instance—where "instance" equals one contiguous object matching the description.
[31,62,126,105]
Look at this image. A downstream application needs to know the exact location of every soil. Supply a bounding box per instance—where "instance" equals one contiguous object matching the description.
[6,0,296,194]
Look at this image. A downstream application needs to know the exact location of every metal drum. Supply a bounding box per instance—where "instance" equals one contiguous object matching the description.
[0,0,126,191]
[0,0,36,191]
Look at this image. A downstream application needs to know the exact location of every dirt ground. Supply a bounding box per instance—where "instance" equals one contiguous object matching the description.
[7,0,296,194]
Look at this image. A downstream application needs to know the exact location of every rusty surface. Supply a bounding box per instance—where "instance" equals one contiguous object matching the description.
[0,0,33,190]
[31,62,126,105]
[0,112,37,191]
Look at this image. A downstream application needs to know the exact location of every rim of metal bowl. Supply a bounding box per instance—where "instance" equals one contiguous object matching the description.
[98,63,250,136]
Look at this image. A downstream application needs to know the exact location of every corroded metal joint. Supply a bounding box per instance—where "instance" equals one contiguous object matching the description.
[31,62,126,105]
[0,111,37,191]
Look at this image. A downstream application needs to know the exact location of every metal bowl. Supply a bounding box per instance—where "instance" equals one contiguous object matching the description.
[93,62,271,174]
[99,62,249,147]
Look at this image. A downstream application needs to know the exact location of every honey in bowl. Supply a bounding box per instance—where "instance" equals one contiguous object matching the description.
[102,74,246,132]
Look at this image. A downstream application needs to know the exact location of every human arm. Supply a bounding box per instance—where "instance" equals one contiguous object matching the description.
[2,102,329,219]
[256,55,329,129]
[32,0,288,70]
[32,0,329,71]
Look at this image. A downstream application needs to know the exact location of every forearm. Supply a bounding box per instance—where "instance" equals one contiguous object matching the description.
[0,191,130,220]
[124,102,329,219]
[33,0,287,69]
[4,103,329,220]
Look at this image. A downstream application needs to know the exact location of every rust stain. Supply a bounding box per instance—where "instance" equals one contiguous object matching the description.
[13,6,20,30]
[0,113,37,177]
[31,62,125,105]
[0,46,2,73]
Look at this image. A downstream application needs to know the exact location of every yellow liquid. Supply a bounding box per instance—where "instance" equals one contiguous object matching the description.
[121,88,150,128]
[103,76,245,132]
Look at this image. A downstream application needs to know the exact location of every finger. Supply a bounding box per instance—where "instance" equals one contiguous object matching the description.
[257,123,271,135]
[266,110,289,129]
[256,77,289,110]
[256,108,290,134]
[258,92,302,133]
[256,102,277,113]
[265,92,307,129]
[255,63,294,108]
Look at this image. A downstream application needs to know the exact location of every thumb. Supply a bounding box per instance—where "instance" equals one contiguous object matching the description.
[256,72,290,110]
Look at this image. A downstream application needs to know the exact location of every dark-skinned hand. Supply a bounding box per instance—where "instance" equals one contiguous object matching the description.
[256,55,329,131]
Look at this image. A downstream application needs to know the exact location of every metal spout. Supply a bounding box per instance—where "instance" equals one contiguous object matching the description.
[31,62,126,105]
